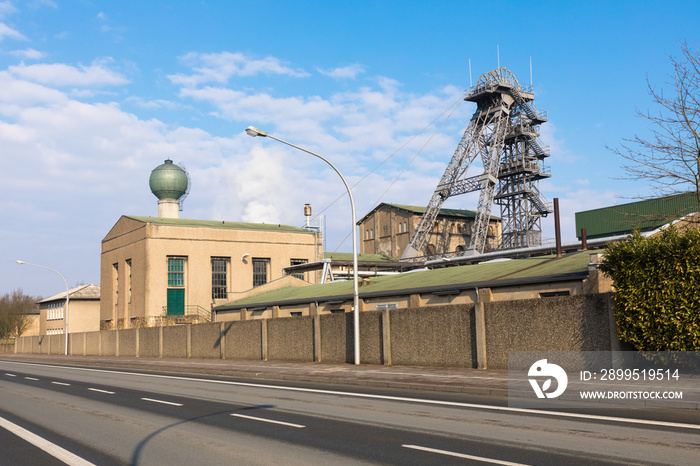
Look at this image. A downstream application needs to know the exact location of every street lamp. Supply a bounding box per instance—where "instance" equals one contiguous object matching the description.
[245,126,361,365]
[17,260,70,356]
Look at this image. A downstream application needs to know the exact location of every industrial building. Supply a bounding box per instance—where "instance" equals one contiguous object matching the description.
[214,250,612,321]
[99,159,321,330]
[576,192,700,240]
[358,203,501,259]
[37,284,100,335]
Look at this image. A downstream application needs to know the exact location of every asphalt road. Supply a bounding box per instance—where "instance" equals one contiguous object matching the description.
[0,359,699,465]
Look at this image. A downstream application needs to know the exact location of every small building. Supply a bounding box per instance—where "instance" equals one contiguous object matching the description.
[576,192,700,240]
[38,284,101,335]
[21,303,40,337]
[358,203,501,259]
[283,252,416,283]
[100,159,321,330]
[214,250,610,321]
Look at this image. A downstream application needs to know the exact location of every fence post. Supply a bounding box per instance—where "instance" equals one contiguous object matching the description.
[475,302,488,369]
[261,320,268,361]
[313,315,321,362]
[381,309,392,365]
[220,322,225,360]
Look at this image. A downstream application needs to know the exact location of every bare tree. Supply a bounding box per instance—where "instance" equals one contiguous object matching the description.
[0,289,36,340]
[609,41,700,203]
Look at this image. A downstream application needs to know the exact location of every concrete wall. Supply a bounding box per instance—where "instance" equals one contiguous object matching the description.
[390,305,475,367]
[267,316,314,362]
[139,327,161,358]
[7,293,617,370]
[483,293,613,369]
[223,320,263,360]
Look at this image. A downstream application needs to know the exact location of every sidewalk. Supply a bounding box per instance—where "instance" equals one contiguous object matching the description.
[0,354,509,397]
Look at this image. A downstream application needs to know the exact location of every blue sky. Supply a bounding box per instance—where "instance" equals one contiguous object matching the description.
[2,0,699,297]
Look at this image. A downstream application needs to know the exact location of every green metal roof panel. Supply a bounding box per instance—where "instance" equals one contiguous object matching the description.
[222,252,592,309]
[126,216,314,234]
[575,193,700,238]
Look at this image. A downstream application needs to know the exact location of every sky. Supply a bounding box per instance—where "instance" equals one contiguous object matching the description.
[2,0,698,298]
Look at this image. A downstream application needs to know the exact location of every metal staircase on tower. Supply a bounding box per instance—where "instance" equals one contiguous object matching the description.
[401,67,552,261]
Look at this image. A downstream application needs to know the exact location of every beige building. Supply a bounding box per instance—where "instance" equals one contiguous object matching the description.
[100,216,321,329]
[358,203,502,259]
[38,284,101,335]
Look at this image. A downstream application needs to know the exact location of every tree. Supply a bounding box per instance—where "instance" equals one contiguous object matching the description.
[0,289,36,340]
[599,227,700,351]
[609,42,700,203]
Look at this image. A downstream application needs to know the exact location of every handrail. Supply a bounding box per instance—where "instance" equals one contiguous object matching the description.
[160,305,211,322]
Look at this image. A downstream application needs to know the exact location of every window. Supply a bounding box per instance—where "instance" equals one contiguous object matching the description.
[113,263,119,306]
[290,259,307,280]
[48,302,64,320]
[211,257,229,300]
[126,259,132,304]
[540,291,571,298]
[375,304,398,310]
[252,258,270,287]
[290,312,302,317]
[168,258,185,287]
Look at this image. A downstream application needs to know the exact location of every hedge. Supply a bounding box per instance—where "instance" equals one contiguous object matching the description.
[599,227,700,351]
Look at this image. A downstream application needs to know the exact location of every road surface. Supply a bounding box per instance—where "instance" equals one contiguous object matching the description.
[0,359,698,465]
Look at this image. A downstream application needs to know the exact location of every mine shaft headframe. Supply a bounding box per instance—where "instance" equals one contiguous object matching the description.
[400,66,551,261]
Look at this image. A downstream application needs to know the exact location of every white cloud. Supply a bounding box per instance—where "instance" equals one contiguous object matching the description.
[9,48,46,59]
[317,64,365,79]
[0,2,17,19]
[124,96,185,110]
[8,59,129,87]
[0,22,27,41]
[168,52,309,87]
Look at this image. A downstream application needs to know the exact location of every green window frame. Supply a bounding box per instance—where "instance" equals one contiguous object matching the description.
[168,258,185,287]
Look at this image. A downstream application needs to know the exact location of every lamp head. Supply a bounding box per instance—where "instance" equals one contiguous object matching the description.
[16,260,26,265]
[245,126,267,138]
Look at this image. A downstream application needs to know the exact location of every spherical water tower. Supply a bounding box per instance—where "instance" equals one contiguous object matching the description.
[149,159,190,219]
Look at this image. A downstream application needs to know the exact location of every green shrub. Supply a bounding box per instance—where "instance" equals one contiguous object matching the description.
[599,227,700,351]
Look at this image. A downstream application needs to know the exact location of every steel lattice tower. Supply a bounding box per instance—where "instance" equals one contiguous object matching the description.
[401,67,551,260]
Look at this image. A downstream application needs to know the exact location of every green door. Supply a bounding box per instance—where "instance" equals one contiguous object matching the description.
[167,288,185,316]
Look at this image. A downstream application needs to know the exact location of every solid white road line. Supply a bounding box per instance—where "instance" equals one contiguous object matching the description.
[231,413,305,428]
[141,397,183,407]
[403,444,529,466]
[51,381,71,386]
[87,388,115,395]
[24,377,39,381]
[4,361,700,431]
[0,415,96,466]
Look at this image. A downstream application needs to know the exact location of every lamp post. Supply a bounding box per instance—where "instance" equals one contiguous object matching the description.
[245,126,361,365]
[17,260,70,356]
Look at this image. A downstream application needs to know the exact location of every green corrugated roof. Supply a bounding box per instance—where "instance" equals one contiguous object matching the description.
[387,203,479,218]
[575,193,700,239]
[126,216,314,234]
[218,251,593,310]
[357,203,501,224]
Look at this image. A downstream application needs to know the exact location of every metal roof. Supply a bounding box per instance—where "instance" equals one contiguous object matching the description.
[323,252,399,263]
[125,216,315,234]
[575,192,700,239]
[357,203,500,224]
[216,251,593,311]
[38,284,101,303]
